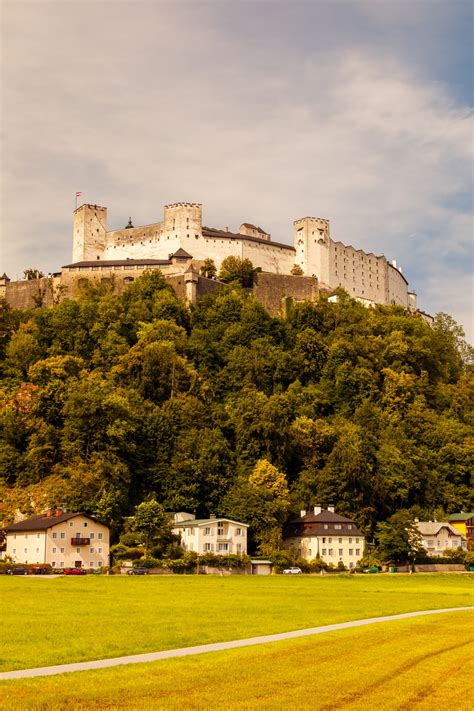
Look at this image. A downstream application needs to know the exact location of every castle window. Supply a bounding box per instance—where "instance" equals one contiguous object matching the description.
[124,277,134,284]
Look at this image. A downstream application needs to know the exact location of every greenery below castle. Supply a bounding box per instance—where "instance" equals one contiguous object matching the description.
[0,270,472,554]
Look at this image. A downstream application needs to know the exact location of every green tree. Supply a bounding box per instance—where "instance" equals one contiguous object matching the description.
[218,256,255,287]
[200,258,217,278]
[128,498,171,555]
[23,268,44,280]
[376,511,424,564]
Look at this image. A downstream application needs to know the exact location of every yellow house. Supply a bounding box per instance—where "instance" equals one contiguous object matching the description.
[5,507,109,569]
[448,513,474,550]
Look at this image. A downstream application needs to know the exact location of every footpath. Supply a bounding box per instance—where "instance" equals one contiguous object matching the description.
[1,606,472,681]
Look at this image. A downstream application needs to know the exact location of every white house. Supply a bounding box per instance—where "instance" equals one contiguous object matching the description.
[415,521,467,556]
[5,507,110,569]
[171,513,248,555]
[282,506,365,569]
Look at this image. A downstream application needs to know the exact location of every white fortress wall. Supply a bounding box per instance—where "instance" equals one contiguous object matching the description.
[387,263,409,307]
[294,217,331,283]
[329,241,388,304]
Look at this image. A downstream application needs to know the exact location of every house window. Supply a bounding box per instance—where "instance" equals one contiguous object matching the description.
[90,533,95,540]
[60,548,65,553]
[308,549,312,556]
[90,548,94,554]
[339,549,343,556]
[322,549,327,555]
[236,544,242,552]
[52,547,57,553]
[334,524,341,530]
[204,543,213,552]
[98,533,103,540]
[356,549,360,555]
[322,537,326,543]
[60,561,64,567]
[349,549,353,556]
[89,562,94,568]
[324,524,328,530]
[24,548,27,553]
[13,548,16,554]
[98,548,102,553]
[69,522,73,527]
[37,533,40,539]
[76,548,81,554]
[60,532,65,539]
[356,538,359,543]
[218,543,228,552]
[52,561,56,567]
[205,528,211,535]
[217,526,224,536]
[235,528,242,536]
[52,533,57,539]
[328,537,332,543]
[329,549,334,556]
[84,522,88,528]
[339,538,342,544]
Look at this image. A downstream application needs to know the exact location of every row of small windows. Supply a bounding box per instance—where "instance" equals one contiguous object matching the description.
[51,561,103,568]
[320,548,361,556]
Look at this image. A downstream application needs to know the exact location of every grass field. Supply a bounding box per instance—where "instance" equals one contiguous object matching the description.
[0,574,473,673]
[1,611,473,710]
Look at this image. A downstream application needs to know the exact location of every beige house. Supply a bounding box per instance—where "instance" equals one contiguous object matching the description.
[171,513,248,555]
[416,521,467,556]
[5,508,110,569]
[283,506,365,569]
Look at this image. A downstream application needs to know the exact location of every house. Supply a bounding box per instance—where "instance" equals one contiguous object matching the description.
[171,513,248,555]
[448,513,474,550]
[415,521,467,556]
[282,506,365,569]
[5,507,110,570]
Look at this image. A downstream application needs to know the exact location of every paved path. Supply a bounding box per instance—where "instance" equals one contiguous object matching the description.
[1,606,472,681]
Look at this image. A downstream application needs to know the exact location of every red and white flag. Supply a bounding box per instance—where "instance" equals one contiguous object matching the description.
[76,191,82,197]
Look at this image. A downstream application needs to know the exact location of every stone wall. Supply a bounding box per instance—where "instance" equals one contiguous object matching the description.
[2,277,61,310]
[252,272,318,316]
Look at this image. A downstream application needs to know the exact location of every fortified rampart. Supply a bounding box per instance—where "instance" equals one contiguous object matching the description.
[2,199,422,315]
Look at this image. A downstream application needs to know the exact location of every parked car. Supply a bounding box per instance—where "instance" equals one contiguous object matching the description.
[283,567,302,575]
[63,568,87,575]
[6,566,30,575]
[127,567,149,575]
[363,566,380,574]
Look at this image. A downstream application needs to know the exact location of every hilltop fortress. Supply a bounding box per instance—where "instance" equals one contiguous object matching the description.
[1,201,420,315]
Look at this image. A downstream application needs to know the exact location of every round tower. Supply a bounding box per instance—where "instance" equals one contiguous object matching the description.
[163,202,202,237]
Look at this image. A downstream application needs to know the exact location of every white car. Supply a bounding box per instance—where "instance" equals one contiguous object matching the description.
[283,567,302,574]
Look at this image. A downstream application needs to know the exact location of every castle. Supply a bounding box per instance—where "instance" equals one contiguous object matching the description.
[1,201,419,315]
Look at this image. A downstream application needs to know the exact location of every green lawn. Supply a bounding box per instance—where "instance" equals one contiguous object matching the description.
[1,611,473,710]
[0,574,473,672]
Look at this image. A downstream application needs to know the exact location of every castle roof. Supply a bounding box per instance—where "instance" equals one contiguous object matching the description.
[63,259,171,268]
[202,226,295,251]
[241,223,268,235]
[170,248,193,259]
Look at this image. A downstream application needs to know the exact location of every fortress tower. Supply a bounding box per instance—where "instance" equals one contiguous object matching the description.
[163,202,202,238]
[294,217,331,284]
[73,204,108,263]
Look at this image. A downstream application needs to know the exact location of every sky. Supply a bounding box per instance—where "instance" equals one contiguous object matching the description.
[1,0,473,341]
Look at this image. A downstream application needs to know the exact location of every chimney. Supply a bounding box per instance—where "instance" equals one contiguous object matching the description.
[327,505,335,513]
[314,505,322,515]
[45,508,54,517]
[55,507,63,517]
[300,510,307,518]
[209,514,216,520]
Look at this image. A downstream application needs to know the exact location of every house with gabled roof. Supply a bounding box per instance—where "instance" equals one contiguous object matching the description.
[5,507,109,570]
[282,506,365,569]
[448,512,474,550]
[415,520,467,556]
[171,513,248,555]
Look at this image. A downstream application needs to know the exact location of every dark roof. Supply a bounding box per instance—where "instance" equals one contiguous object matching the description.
[202,226,295,251]
[1,273,10,281]
[241,223,268,234]
[283,509,364,539]
[63,259,170,268]
[448,513,474,522]
[5,512,102,532]
[170,248,193,259]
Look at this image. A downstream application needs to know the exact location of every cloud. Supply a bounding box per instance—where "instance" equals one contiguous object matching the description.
[1,2,472,340]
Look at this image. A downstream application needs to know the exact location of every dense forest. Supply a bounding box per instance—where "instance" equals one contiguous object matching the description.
[0,271,472,552]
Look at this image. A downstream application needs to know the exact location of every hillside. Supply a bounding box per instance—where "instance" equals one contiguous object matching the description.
[0,271,472,547]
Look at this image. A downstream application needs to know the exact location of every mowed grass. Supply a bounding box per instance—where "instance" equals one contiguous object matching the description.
[0,574,472,672]
[1,611,473,710]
